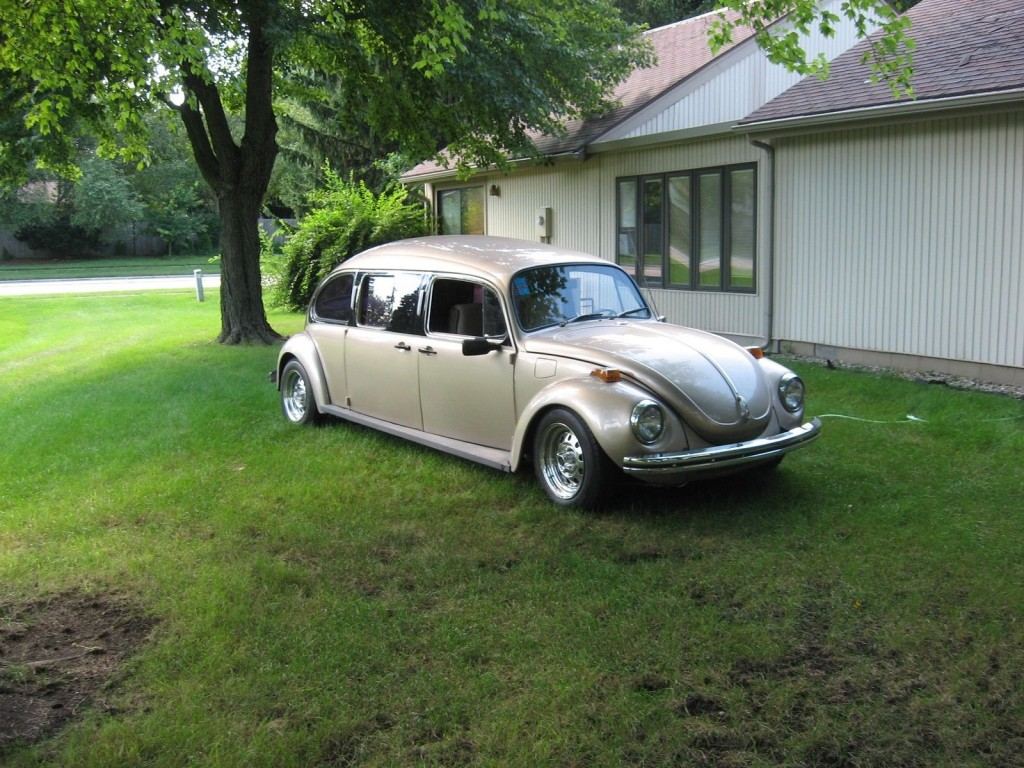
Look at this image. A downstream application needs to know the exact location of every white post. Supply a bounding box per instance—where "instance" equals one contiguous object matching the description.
[193,269,205,302]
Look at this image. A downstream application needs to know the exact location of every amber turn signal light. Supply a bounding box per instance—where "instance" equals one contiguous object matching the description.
[590,368,622,383]
[746,346,765,359]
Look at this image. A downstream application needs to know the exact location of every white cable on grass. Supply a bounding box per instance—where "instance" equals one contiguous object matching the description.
[817,413,1023,424]
[817,414,925,424]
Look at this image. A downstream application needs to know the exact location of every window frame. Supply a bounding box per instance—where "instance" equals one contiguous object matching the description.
[423,274,512,342]
[354,270,427,335]
[615,162,757,294]
[509,262,653,333]
[309,271,356,325]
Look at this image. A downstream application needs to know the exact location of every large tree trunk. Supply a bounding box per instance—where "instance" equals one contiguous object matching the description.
[175,12,282,345]
[217,192,280,344]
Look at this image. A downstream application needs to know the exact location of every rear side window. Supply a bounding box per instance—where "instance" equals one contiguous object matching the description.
[313,273,354,323]
[358,273,424,334]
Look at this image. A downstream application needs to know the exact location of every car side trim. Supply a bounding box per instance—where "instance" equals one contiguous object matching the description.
[622,418,821,475]
[320,404,514,472]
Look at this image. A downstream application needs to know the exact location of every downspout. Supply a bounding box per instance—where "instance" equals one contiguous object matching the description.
[750,138,775,352]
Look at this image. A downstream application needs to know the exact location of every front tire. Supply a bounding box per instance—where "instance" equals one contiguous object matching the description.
[533,408,611,509]
[280,360,321,425]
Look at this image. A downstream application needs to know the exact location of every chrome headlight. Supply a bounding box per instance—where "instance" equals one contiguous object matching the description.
[630,400,665,444]
[778,373,805,413]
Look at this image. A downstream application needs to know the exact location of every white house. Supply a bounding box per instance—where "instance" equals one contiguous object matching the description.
[402,0,1024,386]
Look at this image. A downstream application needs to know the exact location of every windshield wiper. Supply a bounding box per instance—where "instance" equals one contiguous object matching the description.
[559,312,611,327]
[615,307,650,319]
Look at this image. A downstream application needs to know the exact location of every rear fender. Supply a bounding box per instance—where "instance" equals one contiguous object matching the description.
[277,333,331,412]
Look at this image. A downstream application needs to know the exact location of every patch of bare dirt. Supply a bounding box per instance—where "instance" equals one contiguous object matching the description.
[0,591,155,754]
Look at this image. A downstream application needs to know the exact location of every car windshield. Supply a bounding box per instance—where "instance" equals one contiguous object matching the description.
[510,264,652,332]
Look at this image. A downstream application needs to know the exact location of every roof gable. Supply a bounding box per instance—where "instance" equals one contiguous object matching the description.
[403,9,755,180]
[742,0,1024,127]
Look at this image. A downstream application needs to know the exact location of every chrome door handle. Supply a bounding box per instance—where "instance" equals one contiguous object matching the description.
[394,341,411,351]
[418,346,437,356]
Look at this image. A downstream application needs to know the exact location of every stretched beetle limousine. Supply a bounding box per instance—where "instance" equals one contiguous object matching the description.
[274,236,821,507]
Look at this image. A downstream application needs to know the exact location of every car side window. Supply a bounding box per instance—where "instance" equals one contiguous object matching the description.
[358,272,424,334]
[313,273,354,323]
[428,278,507,339]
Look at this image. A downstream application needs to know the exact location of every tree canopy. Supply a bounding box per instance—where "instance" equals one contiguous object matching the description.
[0,0,650,342]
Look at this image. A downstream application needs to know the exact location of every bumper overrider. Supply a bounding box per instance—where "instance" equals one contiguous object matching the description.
[623,418,822,480]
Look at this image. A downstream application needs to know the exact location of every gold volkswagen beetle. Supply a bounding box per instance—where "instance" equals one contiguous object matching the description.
[275,236,821,508]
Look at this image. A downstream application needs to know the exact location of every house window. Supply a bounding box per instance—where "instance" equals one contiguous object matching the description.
[437,186,485,235]
[616,164,756,292]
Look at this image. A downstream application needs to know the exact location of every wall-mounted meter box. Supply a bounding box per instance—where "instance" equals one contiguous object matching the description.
[536,207,552,239]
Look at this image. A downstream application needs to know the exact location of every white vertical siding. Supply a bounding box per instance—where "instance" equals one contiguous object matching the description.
[775,111,1024,368]
[483,163,603,255]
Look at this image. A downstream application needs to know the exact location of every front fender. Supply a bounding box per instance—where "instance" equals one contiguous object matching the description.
[277,332,330,413]
[756,356,806,430]
[510,376,688,471]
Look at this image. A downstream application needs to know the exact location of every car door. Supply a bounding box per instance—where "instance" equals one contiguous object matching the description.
[344,271,425,429]
[306,271,355,405]
[417,276,516,449]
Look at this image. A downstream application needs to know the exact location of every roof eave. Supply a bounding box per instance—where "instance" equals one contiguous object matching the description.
[738,87,1024,134]
[400,148,588,184]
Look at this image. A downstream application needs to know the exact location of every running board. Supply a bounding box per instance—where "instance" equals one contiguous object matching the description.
[320,405,514,472]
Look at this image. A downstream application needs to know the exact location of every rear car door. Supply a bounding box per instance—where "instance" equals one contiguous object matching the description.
[344,271,426,429]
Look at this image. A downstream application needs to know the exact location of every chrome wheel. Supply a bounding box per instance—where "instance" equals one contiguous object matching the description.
[282,367,309,423]
[538,421,586,500]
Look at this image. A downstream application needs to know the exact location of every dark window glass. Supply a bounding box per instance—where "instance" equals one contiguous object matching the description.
[668,175,691,286]
[428,278,507,338]
[313,273,354,322]
[616,179,638,272]
[729,169,756,289]
[641,178,664,286]
[698,173,722,289]
[437,187,485,235]
[358,273,424,333]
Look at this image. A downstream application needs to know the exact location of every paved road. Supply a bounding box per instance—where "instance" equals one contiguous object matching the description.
[0,274,221,296]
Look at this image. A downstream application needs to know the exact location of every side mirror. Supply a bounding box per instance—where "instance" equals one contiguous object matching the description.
[462,336,505,356]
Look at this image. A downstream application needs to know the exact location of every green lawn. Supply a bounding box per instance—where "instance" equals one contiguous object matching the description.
[1,291,1022,767]
[0,254,220,281]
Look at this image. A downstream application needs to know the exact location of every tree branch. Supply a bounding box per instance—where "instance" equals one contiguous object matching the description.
[239,16,278,193]
[182,67,240,171]
[178,101,221,190]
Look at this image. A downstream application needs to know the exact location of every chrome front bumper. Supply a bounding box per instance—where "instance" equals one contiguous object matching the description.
[622,418,822,480]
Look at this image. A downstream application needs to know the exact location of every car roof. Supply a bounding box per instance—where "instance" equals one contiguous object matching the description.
[335,236,610,284]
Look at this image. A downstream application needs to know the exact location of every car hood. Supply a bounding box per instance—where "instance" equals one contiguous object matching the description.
[523,321,772,443]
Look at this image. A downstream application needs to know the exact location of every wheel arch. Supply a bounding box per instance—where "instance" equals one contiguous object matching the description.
[277,333,331,413]
[510,376,653,472]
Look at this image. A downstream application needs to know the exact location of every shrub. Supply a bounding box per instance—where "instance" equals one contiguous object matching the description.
[16,219,101,257]
[273,171,428,310]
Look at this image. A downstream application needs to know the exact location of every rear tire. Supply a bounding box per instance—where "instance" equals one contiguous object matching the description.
[533,408,611,509]
[280,360,321,426]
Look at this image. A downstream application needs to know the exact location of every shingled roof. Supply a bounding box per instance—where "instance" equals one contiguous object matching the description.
[404,9,755,180]
[741,0,1024,127]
